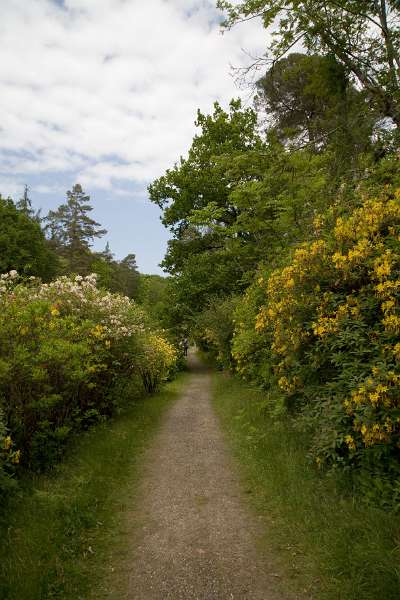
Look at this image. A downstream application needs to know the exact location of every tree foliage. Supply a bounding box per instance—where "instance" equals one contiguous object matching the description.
[0,195,58,280]
[218,0,400,125]
[45,183,107,274]
[255,53,373,161]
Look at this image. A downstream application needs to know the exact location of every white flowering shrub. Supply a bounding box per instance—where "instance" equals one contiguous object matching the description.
[0,273,176,474]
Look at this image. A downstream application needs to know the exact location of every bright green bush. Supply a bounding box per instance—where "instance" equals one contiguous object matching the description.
[0,272,176,476]
[233,190,400,494]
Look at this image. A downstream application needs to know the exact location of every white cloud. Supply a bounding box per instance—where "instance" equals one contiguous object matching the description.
[0,0,269,195]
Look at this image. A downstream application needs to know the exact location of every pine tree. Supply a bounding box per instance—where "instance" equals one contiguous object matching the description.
[45,184,107,274]
[101,241,114,263]
[16,185,33,216]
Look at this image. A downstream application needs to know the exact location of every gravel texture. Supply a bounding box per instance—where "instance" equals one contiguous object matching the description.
[125,354,293,600]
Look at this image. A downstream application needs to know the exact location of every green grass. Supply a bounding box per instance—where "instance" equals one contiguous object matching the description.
[0,374,187,600]
[212,373,400,600]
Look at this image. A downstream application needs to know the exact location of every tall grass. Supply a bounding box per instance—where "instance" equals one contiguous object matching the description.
[212,373,400,600]
[0,375,186,600]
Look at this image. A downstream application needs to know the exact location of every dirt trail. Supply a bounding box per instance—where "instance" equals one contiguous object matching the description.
[125,353,293,600]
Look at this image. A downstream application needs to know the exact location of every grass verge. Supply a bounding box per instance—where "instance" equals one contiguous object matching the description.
[0,374,187,600]
[212,373,400,600]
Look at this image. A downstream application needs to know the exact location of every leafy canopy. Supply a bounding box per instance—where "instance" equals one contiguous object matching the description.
[218,0,400,125]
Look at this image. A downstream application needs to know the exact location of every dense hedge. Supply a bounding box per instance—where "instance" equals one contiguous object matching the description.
[198,189,400,503]
[0,273,176,494]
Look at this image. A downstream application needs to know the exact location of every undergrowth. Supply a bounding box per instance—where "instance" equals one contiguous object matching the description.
[212,373,400,600]
[0,374,186,599]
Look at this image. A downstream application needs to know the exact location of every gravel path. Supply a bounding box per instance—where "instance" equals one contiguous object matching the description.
[123,353,293,600]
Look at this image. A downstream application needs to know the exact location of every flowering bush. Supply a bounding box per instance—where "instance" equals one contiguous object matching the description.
[234,190,400,482]
[0,273,176,473]
[137,333,177,393]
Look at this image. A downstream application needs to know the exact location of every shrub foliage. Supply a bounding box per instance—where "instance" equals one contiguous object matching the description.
[233,190,400,483]
[0,272,176,492]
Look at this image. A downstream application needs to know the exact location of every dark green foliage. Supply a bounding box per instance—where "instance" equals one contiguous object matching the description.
[0,195,58,280]
[218,0,400,125]
[137,274,169,321]
[149,100,263,323]
[194,295,240,369]
[256,53,374,176]
[92,247,140,298]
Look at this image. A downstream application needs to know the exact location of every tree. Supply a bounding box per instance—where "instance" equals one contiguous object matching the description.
[149,100,263,320]
[218,0,400,125]
[45,184,107,274]
[255,52,375,178]
[16,185,32,216]
[115,253,140,298]
[149,99,261,270]
[0,195,58,280]
[16,184,42,222]
[91,246,140,298]
[137,274,170,324]
[257,54,368,142]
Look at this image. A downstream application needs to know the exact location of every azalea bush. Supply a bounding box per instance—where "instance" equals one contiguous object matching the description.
[233,190,400,490]
[0,272,176,476]
[137,333,177,393]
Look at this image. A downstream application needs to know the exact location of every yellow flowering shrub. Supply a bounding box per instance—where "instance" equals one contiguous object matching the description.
[137,333,177,393]
[234,190,400,476]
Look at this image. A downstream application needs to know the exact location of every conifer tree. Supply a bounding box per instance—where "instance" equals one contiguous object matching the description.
[16,185,33,216]
[16,184,42,222]
[45,184,107,274]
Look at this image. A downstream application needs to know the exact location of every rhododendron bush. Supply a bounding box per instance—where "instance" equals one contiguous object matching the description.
[232,190,400,488]
[0,273,176,484]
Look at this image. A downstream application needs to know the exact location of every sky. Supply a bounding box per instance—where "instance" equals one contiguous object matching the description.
[0,0,267,274]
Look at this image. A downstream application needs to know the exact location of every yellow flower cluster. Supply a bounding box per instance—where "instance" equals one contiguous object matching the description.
[312,299,360,338]
[345,434,356,451]
[11,449,21,464]
[278,375,300,394]
[373,250,394,281]
[2,433,21,465]
[333,196,400,244]
[90,324,105,339]
[356,422,391,447]
[145,334,177,372]
[332,238,372,272]
[256,240,327,353]
[343,368,400,447]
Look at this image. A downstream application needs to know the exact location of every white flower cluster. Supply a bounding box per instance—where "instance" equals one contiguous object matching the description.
[0,272,146,340]
[38,274,146,339]
[0,270,19,294]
